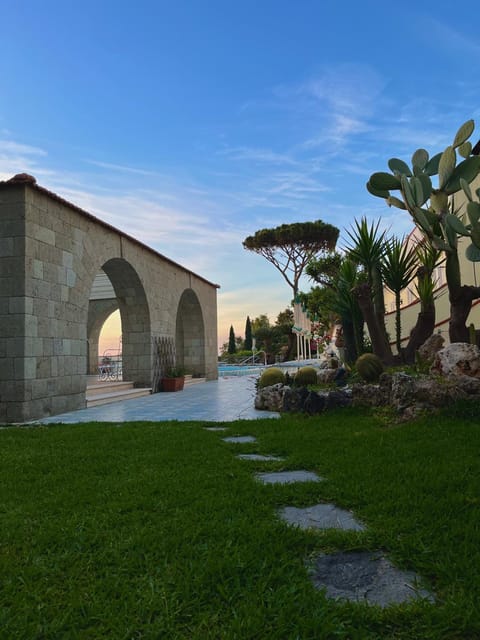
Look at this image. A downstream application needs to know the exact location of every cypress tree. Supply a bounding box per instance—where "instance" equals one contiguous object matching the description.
[244,316,252,351]
[228,325,237,354]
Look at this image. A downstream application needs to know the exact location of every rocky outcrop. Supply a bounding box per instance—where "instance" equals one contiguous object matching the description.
[254,383,285,411]
[254,343,480,419]
[417,333,445,366]
[431,343,480,378]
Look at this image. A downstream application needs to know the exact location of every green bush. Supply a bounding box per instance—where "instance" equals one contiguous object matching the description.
[294,366,318,387]
[355,353,384,382]
[258,367,285,388]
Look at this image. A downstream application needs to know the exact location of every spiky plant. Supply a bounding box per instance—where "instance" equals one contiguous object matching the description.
[367,120,480,343]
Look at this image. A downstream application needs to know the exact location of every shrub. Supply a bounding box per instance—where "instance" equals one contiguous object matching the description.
[294,366,318,387]
[258,367,285,388]
[355,353,384,382]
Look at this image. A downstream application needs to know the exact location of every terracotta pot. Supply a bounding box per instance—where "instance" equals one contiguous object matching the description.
[161,376,185,392]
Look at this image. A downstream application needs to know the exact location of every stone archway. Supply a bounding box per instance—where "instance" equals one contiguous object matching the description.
[101,258,151,386]
[176,289,205,376]
[0,174,218,423]
[87,300,119,375]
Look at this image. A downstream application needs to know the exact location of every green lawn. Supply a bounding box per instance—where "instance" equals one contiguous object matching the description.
[1,403,480,639]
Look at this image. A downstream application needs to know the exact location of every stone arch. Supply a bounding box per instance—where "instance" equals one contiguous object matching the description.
[176,289,205,376]
[0,176,218,422]
[87,300,119,374]
[100,258,151,386]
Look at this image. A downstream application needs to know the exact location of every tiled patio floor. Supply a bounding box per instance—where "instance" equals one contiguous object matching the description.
[34,375,280,424]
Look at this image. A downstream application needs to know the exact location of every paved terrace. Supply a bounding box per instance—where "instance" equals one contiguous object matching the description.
[33,376,280,424]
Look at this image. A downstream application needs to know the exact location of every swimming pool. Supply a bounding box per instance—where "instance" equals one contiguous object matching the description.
[218,364,265,377]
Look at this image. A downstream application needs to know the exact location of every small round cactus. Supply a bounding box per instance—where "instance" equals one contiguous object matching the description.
[258,367,285,388]
[355,353,384,382]
[294,366,318,386]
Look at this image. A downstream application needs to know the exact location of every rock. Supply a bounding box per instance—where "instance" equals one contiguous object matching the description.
[390,373,415,412]
[431,342,480,378]
[303,391,327,414]
[254,383,285,411]
[282,386,309,412]
[309,551,434,607]
[351,383,389,407]
[325,389,352,410]
[317,368,338,384]
[417,333,445,366]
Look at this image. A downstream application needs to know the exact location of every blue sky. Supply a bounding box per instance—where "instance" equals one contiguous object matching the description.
[2,1,480,349]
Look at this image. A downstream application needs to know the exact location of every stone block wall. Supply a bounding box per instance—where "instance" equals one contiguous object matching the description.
[0,175,218,423]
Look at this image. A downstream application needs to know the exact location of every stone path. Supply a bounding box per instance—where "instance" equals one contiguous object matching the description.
[221,431,434,607]
[255,470,323,485]
[279,504,365,532]
[309,551,434,608]
[236,454,284,461]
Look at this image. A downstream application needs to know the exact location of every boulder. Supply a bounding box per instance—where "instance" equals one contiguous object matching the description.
[431,343,480,378]
[417,333,445,366]
[317,368,338,384]
[351,383,389,407]
[254,383,285,411]
[282,386,309,412]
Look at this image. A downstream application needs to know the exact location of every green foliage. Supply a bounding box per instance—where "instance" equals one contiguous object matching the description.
[244,316,253,351]
[380,236,419,354]
[258,367,286,388]
[228,325,237,354]
[243,220,339,294]
[294,366,318,386]
[367,119,480,343]
[367,119,480,260]
[355,353,384,382]
[164,366,185,378]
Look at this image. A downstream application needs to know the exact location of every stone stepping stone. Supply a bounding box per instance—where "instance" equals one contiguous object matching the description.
[237,454,284,461]
[309,551,434,608]
[255,470,322,485]
[204,427,228,431]
[222,435,257,443]
[279,504,365,531]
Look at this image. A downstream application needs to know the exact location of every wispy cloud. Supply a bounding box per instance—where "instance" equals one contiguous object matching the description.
[218,145,298,165]
[0,139,49,180]
[85,158,158,176]
[423,18,480,56]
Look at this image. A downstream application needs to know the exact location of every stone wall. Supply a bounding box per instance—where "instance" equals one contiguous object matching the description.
[0,175,219,423]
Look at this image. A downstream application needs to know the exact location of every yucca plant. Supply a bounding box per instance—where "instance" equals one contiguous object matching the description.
[380,236,419,356]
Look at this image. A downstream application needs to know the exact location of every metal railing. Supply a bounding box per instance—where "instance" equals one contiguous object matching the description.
[98,349,122,381]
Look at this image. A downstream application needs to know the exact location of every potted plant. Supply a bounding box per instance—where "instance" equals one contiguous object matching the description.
[160,367,185,392]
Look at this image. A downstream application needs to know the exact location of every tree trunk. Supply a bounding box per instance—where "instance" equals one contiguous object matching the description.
[402,266,436,364]
[341,317,356,364]
[449,285,480,343]
[402,307,435,363]
[282,333,296,362]
[353,283,394,365]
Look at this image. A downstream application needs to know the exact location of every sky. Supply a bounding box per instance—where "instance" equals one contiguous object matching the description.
[1,1,480,352]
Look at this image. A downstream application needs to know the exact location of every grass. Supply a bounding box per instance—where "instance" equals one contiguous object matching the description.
[1,402,480,639]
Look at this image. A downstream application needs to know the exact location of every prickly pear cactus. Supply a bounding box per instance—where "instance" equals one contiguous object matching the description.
[367,120,480,262]
[355,353,384,382]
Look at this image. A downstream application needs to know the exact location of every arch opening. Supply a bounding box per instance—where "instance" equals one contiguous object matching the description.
[176,289,205,376]
[88,259,151,387]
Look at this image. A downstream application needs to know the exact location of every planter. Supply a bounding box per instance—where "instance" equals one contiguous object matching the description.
[161,376,185,392]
